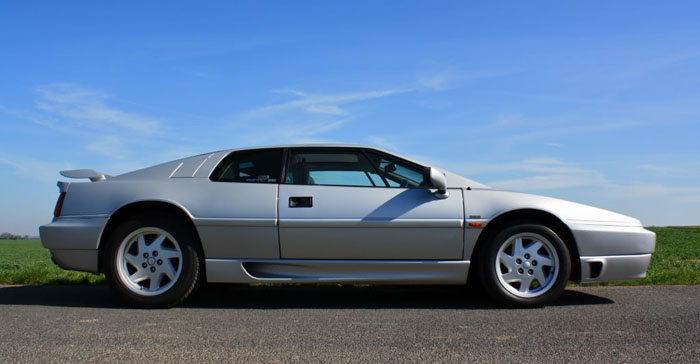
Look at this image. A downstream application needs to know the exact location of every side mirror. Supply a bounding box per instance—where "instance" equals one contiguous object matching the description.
[426,167,449,199]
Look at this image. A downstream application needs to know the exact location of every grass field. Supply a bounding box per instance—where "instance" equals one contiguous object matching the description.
[594,226,700,286]
[0,239,104,285]
[0,226,698,286]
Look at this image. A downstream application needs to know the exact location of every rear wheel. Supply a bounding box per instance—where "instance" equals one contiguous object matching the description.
[478,223,570,307]
[104,213,203,307]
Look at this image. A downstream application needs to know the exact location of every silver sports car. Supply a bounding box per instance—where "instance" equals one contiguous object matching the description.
[40,145,655,307]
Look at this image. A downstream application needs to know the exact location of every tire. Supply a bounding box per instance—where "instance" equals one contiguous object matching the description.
[478,222,570,307]
[103,212,204,308]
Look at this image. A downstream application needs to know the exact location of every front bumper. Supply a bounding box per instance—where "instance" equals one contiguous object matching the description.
[579,253,652,283]
[569,223,656,256]
[39,216,108,274]
[568,222,655,283]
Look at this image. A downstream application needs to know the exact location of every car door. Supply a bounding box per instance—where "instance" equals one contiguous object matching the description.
[192,148,284,259]
[278,148,464,260]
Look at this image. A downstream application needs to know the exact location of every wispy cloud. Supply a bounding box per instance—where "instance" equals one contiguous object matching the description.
[454,157,593,176]
[416,64,519,91]
[367,135,398,151]
[489,173,608,190]
[256,118,350,144]
[449,156,700,224]
[85,135,126,158]
[503,120,643,144]
[2,83,179,163]
[221,87,414,145]
[450,158,608,191]
[247,88,412,117]
[0,154,72,183]
[34,83,162,135]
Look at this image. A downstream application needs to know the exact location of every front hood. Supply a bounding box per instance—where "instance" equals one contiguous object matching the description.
[467,189,643,227]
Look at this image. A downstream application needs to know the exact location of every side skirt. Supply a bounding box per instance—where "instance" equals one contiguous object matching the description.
[205,259,470,285]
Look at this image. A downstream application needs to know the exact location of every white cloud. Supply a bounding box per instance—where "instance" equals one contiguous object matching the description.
[501,121,643,144]
[5,83,177,162]
[559,183,700,226]
[417,68,461,91]
[231,118,350,146]
[222,87,414,146]
[446,157,608,191]
[367,136,398,151]
[453,158,592,176]
[0,154,71,183]
[449,156,700,225]
[489,173,607,190]
[416,65,519,91]
[34,83,162,135]
[85,135,126,158]
[248,88,412,117]
[600,184,700,202]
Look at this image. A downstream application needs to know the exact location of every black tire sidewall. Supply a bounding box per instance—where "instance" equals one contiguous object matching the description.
[103,212,203,308]
[479,223,571,307]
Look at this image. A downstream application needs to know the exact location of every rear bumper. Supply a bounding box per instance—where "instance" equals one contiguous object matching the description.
[579,254,652,283]
[39,216,108,274]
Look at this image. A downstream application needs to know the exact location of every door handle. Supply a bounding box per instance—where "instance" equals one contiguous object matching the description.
[289,196,313,207]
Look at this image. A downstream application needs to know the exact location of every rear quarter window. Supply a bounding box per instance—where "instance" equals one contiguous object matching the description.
[210,149,284,183]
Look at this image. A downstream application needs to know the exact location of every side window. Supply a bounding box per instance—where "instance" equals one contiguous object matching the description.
[286,150,386,187]
[210,149,283,183]
[365,151,430,188]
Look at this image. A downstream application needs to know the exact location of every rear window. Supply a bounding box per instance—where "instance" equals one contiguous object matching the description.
[210,149,284,183]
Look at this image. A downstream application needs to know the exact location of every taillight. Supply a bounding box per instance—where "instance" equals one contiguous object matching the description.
[54,192,66,217]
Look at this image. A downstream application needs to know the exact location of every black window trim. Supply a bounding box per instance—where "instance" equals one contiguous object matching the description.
[209,147,286,184]
[281,146,431,189]
[364,148,433,189]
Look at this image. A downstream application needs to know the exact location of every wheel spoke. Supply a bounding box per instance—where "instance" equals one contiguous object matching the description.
[129,269,149,283]
[152,234,167,249]
[159,248,179,260]
[499,253,517,270]
[124,253,140,268]
[137,235,148,253]
[533,267,548,287]
[149,274,160,290]
[513,238,524,256]
[163,261,177,280]
[501,271,521,283]
[519,275,534,293]
[527,240,543,254]
[535,253,553,267]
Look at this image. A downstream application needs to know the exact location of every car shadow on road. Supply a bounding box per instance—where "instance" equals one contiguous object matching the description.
[0,284,613,309]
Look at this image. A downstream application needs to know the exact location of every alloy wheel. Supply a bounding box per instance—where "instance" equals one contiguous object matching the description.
[115,227,183,296]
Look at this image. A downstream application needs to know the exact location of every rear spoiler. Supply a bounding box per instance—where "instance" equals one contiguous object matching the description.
[60,169,113,182]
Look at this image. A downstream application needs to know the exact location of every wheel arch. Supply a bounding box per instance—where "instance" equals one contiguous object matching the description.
[470,208,581,283]
[97,200,203,274]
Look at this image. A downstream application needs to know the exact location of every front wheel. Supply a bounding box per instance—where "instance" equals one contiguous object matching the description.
[478,223,570,307]
[103,213,204,308]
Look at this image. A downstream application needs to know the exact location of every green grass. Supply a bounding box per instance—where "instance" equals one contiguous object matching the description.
[1,226,699,286]
[0,239,104,285]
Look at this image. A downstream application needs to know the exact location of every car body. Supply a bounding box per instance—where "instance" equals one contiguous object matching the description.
[40,144,655,307]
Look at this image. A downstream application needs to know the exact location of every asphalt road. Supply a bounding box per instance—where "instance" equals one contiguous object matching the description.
[0,284,698,363]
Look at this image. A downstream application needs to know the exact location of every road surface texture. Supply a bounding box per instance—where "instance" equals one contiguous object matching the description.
[0,284,698,363]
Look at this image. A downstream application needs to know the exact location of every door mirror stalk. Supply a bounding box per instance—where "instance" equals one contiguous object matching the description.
[426,167,449,199]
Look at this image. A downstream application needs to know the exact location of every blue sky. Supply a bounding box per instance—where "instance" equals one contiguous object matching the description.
[2,1,700,235]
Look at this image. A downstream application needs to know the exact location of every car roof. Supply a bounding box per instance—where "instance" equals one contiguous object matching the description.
[224,143,379,152]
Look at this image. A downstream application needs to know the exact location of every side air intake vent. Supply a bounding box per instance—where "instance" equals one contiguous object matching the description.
[588,261,603,279]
